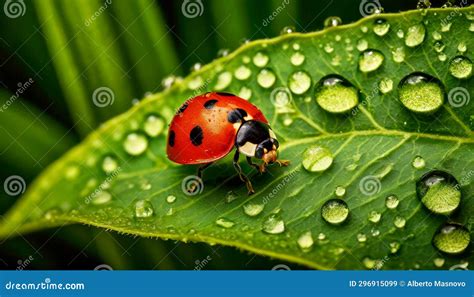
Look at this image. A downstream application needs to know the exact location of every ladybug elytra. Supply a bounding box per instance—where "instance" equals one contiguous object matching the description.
[166,92,289,194]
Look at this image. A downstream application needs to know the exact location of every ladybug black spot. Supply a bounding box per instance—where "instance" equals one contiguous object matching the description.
[190,126,203,146]
[216,92,234,96]
[204,99,218,109]
[227,108,248,123]
[168,130,176,147]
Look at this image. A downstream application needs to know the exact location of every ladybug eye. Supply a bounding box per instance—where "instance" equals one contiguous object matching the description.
[273,139,279,149]
[255,147,264,159]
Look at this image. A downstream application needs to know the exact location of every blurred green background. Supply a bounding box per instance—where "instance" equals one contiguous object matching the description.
[0,0,448,269]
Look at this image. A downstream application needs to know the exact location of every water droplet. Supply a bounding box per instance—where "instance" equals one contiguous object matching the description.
[324,43,334,53]
[416,170,461,215]
[65,166,80,180]
[234,65,251,80]
[438,53,447,62]
[441,22,452,32]
[385,195,399,209]
[389,241,401,254]
[102,155,119,174]
[393,216,406,228]
[134,200,154,218]
[378,77,393,94]
[361,26,368,33]
[449,55,473,79]
[217,48,229,57]
[315,75,360,114]
[238,86,252,99]
[140,182,151,190]
[433,40,445,52]
[91,191,112,205]
[253,52,269,68]
[368,211,381,223]
[405,23,426,47]
[144,114,165,137]
[262,214,285,234]
[358,49,384,72]
[297,231,314,251]
[357,233,367,243]
[321,199,349,225]
[362,257,376,269]
[288,71,312,94]
[432,223,470,254]
[123,132,148,156]
[432,31,442,40]
[417,0,431,9]
[257,69,276,88]
[391,47,405,63]
[302,145,333,172]
[290,52,305,66]
[242,56,250,63]
[412,155,426,169]
[398,72,445,114]
[396,29,404,38]
[191,63,202,72]
[187,76,203,90]
[433,257,445,268]
[469,23,474,32]
[356,39,368,51]
[335,186,346,197]
[214,71,232,90]
[324,16,342,28]
[166,195,176,204]
[318,232,326,241]
[457,42,467,53]
[215,217,235,228]
[292,43,300,50]
[162,75,179,89]
[243,203,264,217]
[371,228,380,237]
[280,26,295,35]
[373,19,390,36]
[345,163,358,171]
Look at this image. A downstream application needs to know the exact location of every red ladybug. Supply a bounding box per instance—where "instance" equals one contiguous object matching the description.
[166,92,289,194]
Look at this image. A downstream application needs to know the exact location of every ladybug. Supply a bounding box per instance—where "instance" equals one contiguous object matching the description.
[166,92,289,194]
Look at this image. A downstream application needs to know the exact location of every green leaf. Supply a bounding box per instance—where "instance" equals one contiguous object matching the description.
[1,7,473,269]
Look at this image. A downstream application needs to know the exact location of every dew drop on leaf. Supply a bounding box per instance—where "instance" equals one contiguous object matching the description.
[416,170,461,215]
[438,52,447,62]
[288,71,312,94]
[378,77,393,94]
[391,47,405,63]
[373,18,390,36]
[65,166,80,180]
[441,22,452,32]
[356,38,368,51]
[123,132,148,156]
[321,199,349,225]
[302,145,333,172]
[358,49,384,72]
[297,231,314,251]
[448,55,473,79]
[357,233,367,243]
[335,186,346,197]
[215,217,235,228]
[243,202,264,217]
[238,86,252,99]
[433,40,445,52]
[457,41,467,53]
[398,72,445,114]
[134,200,154,218]
[324,43,334,53]
[324,16,342,28]
[318,232,326,241]
[262,214,285,234]
[101,155,119,174]
[143,114,165,137]
[396,29,404,38]
[257,69,276,88]
[433,257,445,268]
[411,155,426,169]
[290,51,305,66]
[280,26,295,35]
[166,195,176,204]
[187,76,203,90]
[393,216,406,228]
[252,52,269,68]
[432,223,470,254]
[314,74,359,114]
[405,23,426,47]
[234,65,252,80]
[214,71,232,90]
[389,241,401,254]
[92,191,112,205]
[368,211,382,223]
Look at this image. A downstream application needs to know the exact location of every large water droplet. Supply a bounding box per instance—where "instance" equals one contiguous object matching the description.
[123,132,148,156]
[315,75,359,114]
[385,194,399,209]
[432,223,470,254]
[134,200,154,218]
[234,65,252,80]
[253,52,269,68]
[302,145,333,172]
[321,199,349,225]
[412,155,426,169]
[262,214,285,234]
[324,16,342,28]
[243,202,264,217]
[373,19,390,36]
[288,71,312,94]
[405,23,426,47]
[290,52,305,66]
[215,217,235,228]
[416,170,461,215]
[144,114,165,137]
[398,72,445,114]
[91,191,112,205]
[358,49,384,72]
[257,69,276,88]
[448,56,473,79]
[297,231,314,251]
[102,155,119,174]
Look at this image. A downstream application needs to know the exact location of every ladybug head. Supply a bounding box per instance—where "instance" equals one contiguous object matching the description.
[236,120,279,163]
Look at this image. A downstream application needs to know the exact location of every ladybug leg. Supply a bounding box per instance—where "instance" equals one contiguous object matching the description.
[197,162,213,179]
[233,151,255,195]
[246,156,264,174]
[275,159,290,167]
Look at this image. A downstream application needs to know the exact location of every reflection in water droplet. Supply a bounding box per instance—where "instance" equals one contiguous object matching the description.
[215,217,235,228]
[315,75,359,114]
[288,71,312,94]
[324,43,334,53]
[123,132,148,156]
[398,72,445,114]
[144,114,165,137]
[432,223,470,254]
[449,56,473,79]
[243,203,264,217]
[321,199,349,225]
[188,76,203,90]
[396,29,404,38]
[134,200,154,218]
[438,53,447,62]
[412,155,426,169]
[416,170,461,215]
[302,145,334,172]
[262,214,285,234]
[358,49,384,72]
[373,19,390,36]
[257,69,276,88]
[405,23,426,47]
